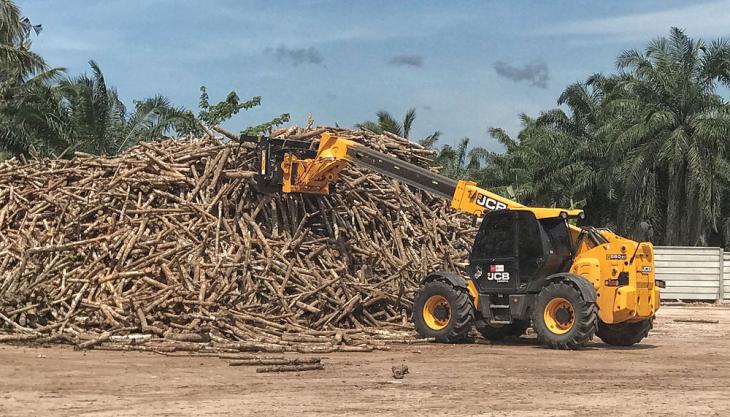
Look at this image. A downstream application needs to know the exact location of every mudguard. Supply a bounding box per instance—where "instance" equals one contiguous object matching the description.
[545,273,597,303]
[421,271,469,290]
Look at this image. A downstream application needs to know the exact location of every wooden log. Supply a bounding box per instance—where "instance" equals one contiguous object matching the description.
[0,334,41,343]
[673,319,719,324]
[255,363,324,373]
[218,354,285,360]
[228,357,321,366]
[76,331,112,350]
[164,332,211,343]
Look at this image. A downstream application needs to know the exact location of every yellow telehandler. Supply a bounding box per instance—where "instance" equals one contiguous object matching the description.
[245,132,663,349]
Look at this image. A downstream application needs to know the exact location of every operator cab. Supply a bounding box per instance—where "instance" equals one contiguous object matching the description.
[467,210,574,295]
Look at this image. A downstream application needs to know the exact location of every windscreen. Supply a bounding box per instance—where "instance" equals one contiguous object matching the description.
[540,217,573,260]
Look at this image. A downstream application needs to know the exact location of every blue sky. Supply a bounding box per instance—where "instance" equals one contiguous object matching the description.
[19,0,730,150]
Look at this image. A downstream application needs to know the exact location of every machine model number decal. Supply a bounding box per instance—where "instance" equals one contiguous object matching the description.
[641,266,652,273]
[606,254,626,260]
[476,195,508,211]
[485,264,510,283]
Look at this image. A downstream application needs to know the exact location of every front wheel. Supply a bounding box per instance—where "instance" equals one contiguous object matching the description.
[597,319,653,346]
[413,280,474,342]
[531,281,597,349]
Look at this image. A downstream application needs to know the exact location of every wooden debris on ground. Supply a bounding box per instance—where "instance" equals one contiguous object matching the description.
[0,125,475,352]
[256,363,324,373]
[228,357,321,366]
[672,319,720,324]
[391,364,409,379]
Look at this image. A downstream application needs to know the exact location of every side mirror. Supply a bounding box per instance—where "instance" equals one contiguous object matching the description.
[638,221,654,242]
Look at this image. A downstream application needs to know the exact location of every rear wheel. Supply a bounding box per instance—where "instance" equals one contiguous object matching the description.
[413,280,473,342]
[532,281,596,349]
[597,319,653,346]
[477,319,530,341]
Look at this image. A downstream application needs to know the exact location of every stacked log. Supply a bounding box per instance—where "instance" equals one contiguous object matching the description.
[0,126,476,351]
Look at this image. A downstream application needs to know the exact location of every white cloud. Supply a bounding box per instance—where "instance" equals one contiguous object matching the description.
[547,1,730,41]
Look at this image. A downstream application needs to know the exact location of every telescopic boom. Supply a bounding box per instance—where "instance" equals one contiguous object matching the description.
[248,132,583,220]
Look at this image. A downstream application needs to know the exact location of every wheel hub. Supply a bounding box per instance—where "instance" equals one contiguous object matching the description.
[555,308,571,325]
[543,297,575,335]
[433,304,449,321]
[422,295,451,330]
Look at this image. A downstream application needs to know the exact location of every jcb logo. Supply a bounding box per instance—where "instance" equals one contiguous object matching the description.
[476,195,507,211]
[486,272,510,283]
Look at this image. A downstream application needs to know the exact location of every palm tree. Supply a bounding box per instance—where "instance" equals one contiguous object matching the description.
[435,137,490,180]
[480,121,539,204]
[521,76,619,223]
[117,95,196,152]
[58,61,196,155]
[357,108,441,146]
[0,0,66,157]
[0,0,75,159]
[57,60,126,155]
[0,0,46,80]
[487,29,730,245]
[609,27,730,245]
[1,78,73,157]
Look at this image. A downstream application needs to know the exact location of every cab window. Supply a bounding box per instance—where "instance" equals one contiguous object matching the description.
[517,211,543,276]
[472,211,515,259]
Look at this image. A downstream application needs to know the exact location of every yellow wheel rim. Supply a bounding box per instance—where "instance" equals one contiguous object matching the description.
[422,295,450,330]
[543,297,574,335]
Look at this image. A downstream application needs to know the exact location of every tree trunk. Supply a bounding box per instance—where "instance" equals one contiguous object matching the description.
[664,163,685,245]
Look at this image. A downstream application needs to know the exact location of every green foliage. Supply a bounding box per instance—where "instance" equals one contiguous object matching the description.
[357,108,439,142]
[197,86,290,137]
[418,130,441,149]
[0,0,46,79]
[605,28,730,245]
[1,60,200,157]
[469,28,730,246]
[198,86,261,126]
[434,137,490,180]
[242,113,290,136]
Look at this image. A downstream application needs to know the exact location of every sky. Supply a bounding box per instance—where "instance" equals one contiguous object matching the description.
[18,0,730,151]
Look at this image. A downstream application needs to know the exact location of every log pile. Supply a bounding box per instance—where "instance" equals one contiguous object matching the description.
[0,126,475,352]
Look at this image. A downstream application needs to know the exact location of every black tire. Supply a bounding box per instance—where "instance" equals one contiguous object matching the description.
[597,318,653,346]
[476,319,530,341]
[531,281,597,349]
[413,280,474,343]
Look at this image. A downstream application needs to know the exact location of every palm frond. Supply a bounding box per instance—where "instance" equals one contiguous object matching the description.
[402,107,416,139]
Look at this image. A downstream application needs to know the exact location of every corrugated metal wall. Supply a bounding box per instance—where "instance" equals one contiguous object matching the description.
[725,252,730,302]
[654,246,727,301]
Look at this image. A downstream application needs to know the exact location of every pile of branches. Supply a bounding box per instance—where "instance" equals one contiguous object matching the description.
[0,126,476,352]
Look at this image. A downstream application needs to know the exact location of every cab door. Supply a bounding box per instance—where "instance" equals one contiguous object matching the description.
[469,210,519,294]
[469,210,546,294]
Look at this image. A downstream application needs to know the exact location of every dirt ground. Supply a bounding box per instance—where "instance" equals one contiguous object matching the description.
[1,305,729,417]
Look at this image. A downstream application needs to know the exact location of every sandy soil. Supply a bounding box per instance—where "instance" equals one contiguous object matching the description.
[1,305,729,417]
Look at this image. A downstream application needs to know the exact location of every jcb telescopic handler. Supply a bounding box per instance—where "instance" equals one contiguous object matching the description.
[245,132,663,349]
